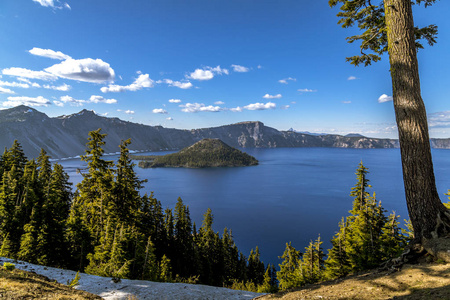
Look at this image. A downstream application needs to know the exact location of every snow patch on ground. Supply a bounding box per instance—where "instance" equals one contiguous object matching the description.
[1,257,265,300]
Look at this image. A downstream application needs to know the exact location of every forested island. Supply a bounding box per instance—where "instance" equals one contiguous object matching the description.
[135,138,259,168]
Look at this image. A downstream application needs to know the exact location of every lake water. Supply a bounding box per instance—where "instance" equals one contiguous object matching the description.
[59,148,450,267]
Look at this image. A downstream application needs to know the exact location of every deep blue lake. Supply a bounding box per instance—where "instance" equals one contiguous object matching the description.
[58,148,450,267]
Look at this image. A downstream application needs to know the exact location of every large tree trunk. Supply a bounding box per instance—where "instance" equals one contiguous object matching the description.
[384,0,450,259]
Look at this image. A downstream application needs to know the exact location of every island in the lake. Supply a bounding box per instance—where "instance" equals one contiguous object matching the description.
[134,138,259,168]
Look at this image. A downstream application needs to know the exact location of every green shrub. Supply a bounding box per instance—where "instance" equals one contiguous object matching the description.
[3,262,15,271]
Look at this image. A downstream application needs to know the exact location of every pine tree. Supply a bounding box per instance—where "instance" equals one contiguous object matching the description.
[76,129,114,243]
[301,235,325,284]
[159,254,172,282]
[173,197,195,278]
[247,246,265,285]
[112,139,146,226]
[277,242,303,290]
[324,217,351,279]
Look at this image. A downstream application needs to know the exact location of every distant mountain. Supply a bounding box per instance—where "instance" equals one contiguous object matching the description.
[3,105,443,160]
[137,138,258,168]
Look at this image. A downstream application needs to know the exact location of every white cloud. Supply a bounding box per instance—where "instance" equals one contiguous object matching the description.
[3,96,50,107]
[89,95,117,104]
[428,111,450,128]
[169,99,182,103]
[2,67,57,81]
[152,108,168,114]
[214,101,225,105]
[45,58,115,83]
[263,93,282,99]
[231,64,249,73]
[342,101,352,104]
[257,65,263,69]
[278,77,296,84]
[0,87,15,94]
[347,76,357,80]
[281,105,290,110]
[125,110,135,114]
[166,117,173,121]
[60,95,87,106]
[187,65,228,81]
[43,83,71,91]
[162,79,193,89]
[180,103,222,113]
[244,102,276,110]
[229,106,243,112]
[53,100,64,107]
[0,80,30,88]
[29,47,71,60]
[188,69,214,81]
[101,74,153,92]
[33,0,71,9]
[209,65,229,75]
[298,88,317,93]
[378,94,393,103]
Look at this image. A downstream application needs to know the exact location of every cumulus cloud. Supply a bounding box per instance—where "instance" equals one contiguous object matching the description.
[29,47,71,60]
[169,99,182,103]
[166,117,173,121]
[101,74,153,93]
[0,80,30,89]
[162,79,193,89]
[45,58,115,83]
[243,102,276,110]
[60,95,87,106]
[180,103,222,113]
[125,110,135,114]
[187,65,228,81]
[0,87,15,94]
[298,88,317,93]
[347,76,357,80]
[89,95,117,104]
[2,67,57,81]
[152,108,168,114]
[278,77,296,84]
[263,93,282,99]
[214,101,225,105]
[188,69,214,81]
[3,96,50,107]
[231,64,249,73]
[43,83,71,91]
[378,94,393,103]
[229,106,243,112]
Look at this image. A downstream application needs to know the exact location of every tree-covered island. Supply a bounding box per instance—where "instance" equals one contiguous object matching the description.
[135,138,258,168]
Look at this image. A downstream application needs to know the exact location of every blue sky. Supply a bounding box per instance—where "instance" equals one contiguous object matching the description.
[1,0,450,138]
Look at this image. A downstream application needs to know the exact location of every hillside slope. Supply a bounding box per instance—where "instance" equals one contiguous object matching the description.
[0,105,430,160]
[138,138,259,168]
[259,263,450,300]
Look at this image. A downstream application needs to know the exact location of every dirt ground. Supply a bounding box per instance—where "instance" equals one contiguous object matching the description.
[258,263,450,300]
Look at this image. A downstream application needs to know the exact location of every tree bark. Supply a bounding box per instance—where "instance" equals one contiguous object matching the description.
[384,0,450,248]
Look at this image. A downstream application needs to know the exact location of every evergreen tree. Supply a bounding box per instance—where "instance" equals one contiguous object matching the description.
[76,129,114,243]
[173,197,195,278]
[112,139,146,226]
[277,242,303,290]
[301,235,325,284]
[324,217,351,279]
[159,254,172,282]
[247,246,265,285]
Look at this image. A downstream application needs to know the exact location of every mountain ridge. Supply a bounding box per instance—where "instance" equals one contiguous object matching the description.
[0,105,447,159]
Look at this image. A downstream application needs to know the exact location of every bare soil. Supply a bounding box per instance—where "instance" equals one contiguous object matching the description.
[258,263,450,300]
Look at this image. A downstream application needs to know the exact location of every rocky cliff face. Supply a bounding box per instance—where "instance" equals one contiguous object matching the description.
[0,105,435,160]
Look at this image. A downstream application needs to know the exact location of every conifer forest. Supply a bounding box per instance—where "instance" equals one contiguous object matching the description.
[0,129,443,292]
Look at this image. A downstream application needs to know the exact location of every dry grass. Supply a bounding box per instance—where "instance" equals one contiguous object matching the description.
[259,263,450,300]
[0,266,101,299]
